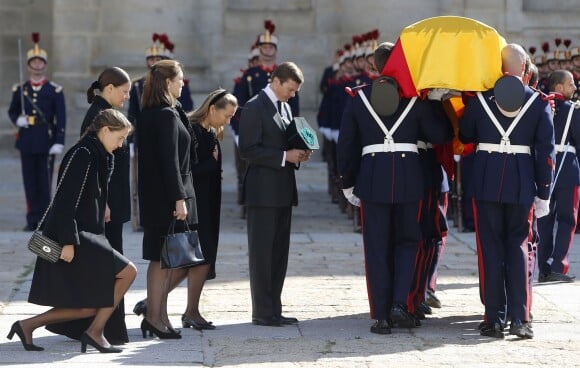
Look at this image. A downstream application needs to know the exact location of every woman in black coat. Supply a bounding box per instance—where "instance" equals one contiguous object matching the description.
[180,89,237,330]
[7,109,137,353]
[136,60,196,338]
[45,67,132,344]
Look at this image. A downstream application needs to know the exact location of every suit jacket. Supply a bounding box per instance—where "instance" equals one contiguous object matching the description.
[337,86,453,204]
[459,87,555,203]
[137,104,197,228]
[239,90,298,207]
[80,96,131,223]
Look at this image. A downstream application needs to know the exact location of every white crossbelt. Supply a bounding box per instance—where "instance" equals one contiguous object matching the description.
[556,144,576,154]
[476,142,531,155]
[476,91,538,155]
[417,140,433,150]
[358,90,418,156]
[362,143,419,156]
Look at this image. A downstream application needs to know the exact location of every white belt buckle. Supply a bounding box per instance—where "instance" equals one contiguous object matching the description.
[384,137,395,152]
[500,138,512,154]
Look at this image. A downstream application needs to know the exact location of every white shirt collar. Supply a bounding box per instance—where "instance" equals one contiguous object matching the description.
[264,84,278,108]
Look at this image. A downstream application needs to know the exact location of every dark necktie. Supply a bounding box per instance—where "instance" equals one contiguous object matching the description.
[277,100,283,115]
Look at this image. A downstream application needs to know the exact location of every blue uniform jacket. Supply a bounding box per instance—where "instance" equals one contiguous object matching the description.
[8,80,66,154]
[337,86,453,204]
[552,98,580,189]
[236,65,300,116]
[459,87,555,203]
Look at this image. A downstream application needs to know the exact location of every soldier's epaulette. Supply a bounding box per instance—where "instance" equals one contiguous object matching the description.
[11,83,21,92]
[50,81,63,93]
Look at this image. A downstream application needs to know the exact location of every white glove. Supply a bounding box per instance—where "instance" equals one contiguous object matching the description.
[427,88,449,101]
[129,143,135,159]
[342,187,360,207]
[16,116,28,128]
[48,143,64,155]
[330,129,340,143]
[319,127,332,141]
[533,196,550,218]
[453,154,461,162]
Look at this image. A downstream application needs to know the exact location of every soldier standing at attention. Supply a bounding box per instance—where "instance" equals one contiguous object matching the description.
[8,32,66,231]
[537,70,579,283]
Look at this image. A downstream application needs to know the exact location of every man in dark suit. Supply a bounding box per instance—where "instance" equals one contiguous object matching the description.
[239,61,311,327]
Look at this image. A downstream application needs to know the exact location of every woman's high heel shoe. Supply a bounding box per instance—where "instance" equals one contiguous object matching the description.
[140,319,181,339]
[6,321,44,351]
[80,332,122,353]
[182,314,216,330]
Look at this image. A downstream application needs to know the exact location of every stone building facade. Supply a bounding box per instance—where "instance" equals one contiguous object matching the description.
[0,0,579,143]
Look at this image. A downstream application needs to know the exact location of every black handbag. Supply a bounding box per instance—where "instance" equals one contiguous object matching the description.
[27,147,91,263]
[160,218,205,269]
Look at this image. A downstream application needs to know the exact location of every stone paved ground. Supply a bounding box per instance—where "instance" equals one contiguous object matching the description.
[0,137,579,367]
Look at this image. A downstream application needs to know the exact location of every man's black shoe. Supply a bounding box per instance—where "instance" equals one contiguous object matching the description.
[390,304,417,328]
[539,272,575,283]
[252,316,281,327]
[370,320,392,335]
[509,321,533,339]
[418,301,433,315]
[278,315,298,325]
[480,322,504,338]
[425,290,442,308]
[413,308,426,320]
[133,300,147,316]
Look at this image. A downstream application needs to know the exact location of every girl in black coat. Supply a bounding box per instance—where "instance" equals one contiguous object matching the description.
[8,109,137,353]
[136,60,196,338]
[180,89,238,330]
[45,67,132,344]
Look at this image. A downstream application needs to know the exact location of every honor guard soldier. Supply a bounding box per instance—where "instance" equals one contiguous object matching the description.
[8,32,66,231]
[232,20,300,218]
[128,33,194,127]
[337,42,453,335]
[459,44,555,339]
[537,70,579,283]
[537,42,553,94]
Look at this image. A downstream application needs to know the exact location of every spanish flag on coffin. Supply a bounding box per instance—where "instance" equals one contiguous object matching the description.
[381,16,507,174]
[382,16,507,97]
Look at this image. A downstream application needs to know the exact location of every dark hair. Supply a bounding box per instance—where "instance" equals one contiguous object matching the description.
[528,63,539,87]
[86,67,130,104]
[141,59,182,109]
[81,109,133,140]
[188,89,238,140]
[373,42,394,74]
[548,69,571,92]
[272,61,304,85]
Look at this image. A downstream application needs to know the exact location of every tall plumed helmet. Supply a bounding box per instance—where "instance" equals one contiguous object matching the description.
[161,34,174,60]
[145,33,166,59]
[563,39,572,60]
[26,32,48,63]
[258,19,278,47]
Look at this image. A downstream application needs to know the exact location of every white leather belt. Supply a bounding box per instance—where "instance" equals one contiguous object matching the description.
[362,143,418,156]
[556,144,576,154]
[417,141,433,150]
[477,142,531,155]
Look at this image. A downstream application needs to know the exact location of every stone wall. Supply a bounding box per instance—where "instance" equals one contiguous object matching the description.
[1,0,580,146]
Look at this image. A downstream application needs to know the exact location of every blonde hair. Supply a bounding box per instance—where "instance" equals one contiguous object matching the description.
[188,89,238,140]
